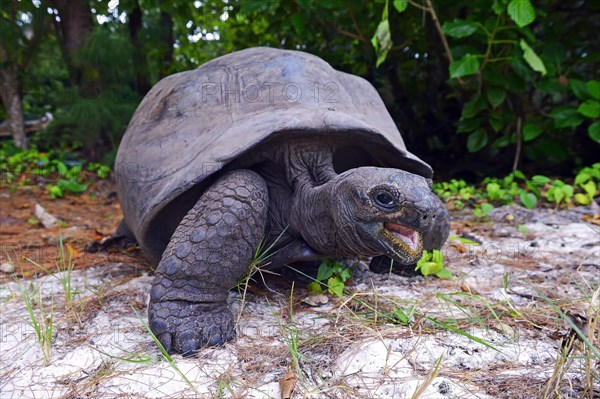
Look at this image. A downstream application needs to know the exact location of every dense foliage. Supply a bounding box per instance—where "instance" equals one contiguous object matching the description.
[1,0,598,177]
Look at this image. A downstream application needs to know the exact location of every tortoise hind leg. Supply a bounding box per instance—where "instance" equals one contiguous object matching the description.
[148,170,268,355]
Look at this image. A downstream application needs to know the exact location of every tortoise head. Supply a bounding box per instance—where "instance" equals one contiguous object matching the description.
[332,167,441,265]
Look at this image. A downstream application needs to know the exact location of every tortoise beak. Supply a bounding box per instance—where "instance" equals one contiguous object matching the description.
[384,222,420,252]
[379,222,423,264]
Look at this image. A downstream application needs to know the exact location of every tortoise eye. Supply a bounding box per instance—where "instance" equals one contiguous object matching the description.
[374,191,396,209]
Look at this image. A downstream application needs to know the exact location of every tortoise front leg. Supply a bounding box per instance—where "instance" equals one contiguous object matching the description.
[148,170,268,355]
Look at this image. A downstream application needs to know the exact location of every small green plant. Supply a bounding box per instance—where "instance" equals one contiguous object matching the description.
[0,142,109,198]
[307,258,352,298]
[473,202,494,219]
[433,179,475,209]
[281,283,303,377]
[236,231,287,326]
[573,163,600,205]
[215,376,238,399]
[15,279,54,365]
[519,190,537,209]
[87,162,111,179]
[415,249,453,279]
[517,224,528,236]
[434,164,599,212]
[93,345,155,365]
[26,232,82,324]
[544,179,574,207]
[392,304,416,326]
[46,179,88,199]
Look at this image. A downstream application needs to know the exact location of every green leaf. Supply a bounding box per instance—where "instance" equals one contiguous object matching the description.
[489,113,504,132]
[486,88,506,109]
[578,100,600,118]
[509,59,533,82]
[449,54,480,78]
[418,261,442,276]
[53,161,68,176]
[467,129,488,152]
[513,170,526,180]
[27,217,40,225]
[435,268,454,279]
[393,0,408,13]
[586,80,600,99]
[393,308,410,324]
[307,281,323,293]
[316,263,334,281]
[575,172,591,186]
[519,191,537,209]
[290,13,306,36]
[531,175,551,185]
[518,224,528,235]
[442,20,479,38]
[569,79,590,100]
[550,107,584,129]
[448,235,481,246]
[58,179,88,193]
[327,277,344,298]
[486,182,501,197]
[481,202,494,216]
[519,40,547,76]
[507,0,536,28]
[457,117,481,133]
[372,19,392,67]
[561,184,574,197]
[551,187,564,204]
[319,0,341,9]
[461,96,487,119]
[431,249,444,265]
[492,0,503,14]
[583,181,597,197]
[46,184,63,199]
[337,267,352,282]
[574,193,591,205]
[492,136,511,149]
[522,123,543,142]
[588,122,600,144]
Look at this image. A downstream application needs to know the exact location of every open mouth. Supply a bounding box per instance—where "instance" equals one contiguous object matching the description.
[383,222,422,254]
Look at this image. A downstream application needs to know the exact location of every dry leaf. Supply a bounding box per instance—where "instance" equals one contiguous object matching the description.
[582,213,600,226]
[93,230,106,241]
[460,283,475,294]
[279,369,297,399]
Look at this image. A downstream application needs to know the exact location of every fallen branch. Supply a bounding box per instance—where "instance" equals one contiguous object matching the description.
[0,112,53,137]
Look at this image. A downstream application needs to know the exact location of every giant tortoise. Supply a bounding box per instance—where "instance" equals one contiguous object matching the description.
[115,47,450,355]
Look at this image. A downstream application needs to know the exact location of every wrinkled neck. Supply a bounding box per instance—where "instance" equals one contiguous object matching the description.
[290,173,380,258]
[280,140,375,257]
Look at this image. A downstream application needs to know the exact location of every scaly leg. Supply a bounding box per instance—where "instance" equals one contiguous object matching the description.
[148,170,268,355]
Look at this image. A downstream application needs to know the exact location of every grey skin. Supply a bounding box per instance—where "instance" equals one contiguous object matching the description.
[148,141,449,355]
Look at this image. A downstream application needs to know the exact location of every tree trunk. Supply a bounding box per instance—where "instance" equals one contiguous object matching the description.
[0,50,27,149]
[158,8,174,79]
[128,0,152,95]
[50,0,94,87]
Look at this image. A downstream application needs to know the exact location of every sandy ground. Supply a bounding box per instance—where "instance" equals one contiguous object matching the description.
[0,182,598,398]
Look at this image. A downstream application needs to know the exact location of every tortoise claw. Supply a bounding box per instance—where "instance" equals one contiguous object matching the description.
[149,299,235,355]
[156,332,172,353]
